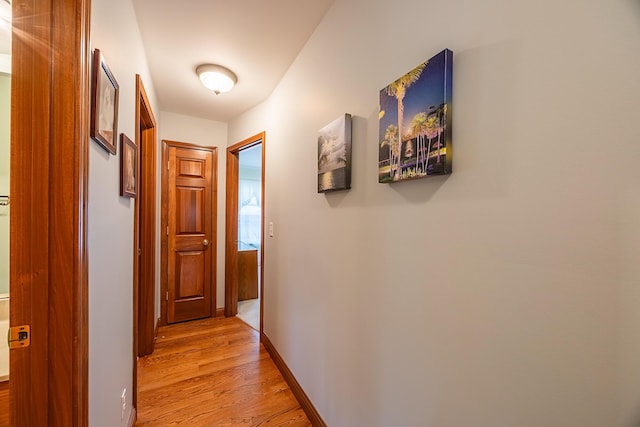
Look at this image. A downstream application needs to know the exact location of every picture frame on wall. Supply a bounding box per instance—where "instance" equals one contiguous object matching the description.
[378,48,453,183]
[120,134,137,198]
[317,113,352,193]
[90,48,120,155]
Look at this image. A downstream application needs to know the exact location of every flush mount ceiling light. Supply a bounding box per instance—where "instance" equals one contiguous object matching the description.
[196,64,237,95]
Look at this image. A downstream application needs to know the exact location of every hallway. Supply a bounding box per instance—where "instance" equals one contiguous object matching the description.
[136,316,310,426]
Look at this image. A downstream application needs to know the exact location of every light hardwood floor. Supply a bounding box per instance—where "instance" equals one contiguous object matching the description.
[136,316,311,426]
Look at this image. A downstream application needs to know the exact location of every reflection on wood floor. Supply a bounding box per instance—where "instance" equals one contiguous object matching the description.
[136,316,310,426]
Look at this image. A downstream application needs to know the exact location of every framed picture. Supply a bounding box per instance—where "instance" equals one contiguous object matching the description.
[318,113,352,193]
[91,48,119,155]
[378,48,453,183]
[120,134,137,198]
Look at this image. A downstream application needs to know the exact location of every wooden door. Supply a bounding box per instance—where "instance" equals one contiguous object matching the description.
[238,250,258,301]
[167,145,215,323]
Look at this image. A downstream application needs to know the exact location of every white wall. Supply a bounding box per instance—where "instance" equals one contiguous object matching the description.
[0,73,9,295]
[89,0,159,425]
[159,111,228,309]
[228,0,640,426]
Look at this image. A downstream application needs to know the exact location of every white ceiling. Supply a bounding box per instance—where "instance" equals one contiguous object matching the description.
[131,0,334,123]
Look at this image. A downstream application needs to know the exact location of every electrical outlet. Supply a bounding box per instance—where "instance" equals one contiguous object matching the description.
[121,389,127,421]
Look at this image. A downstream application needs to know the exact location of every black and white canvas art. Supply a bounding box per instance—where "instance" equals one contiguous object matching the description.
[317,113,352,193]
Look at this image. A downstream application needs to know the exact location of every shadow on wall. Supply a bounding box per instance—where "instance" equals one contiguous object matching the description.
[322,115,368,209]
[389,173,450,204]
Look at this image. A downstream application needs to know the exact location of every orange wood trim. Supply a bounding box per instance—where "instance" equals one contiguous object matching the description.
[133,76,158,414]
[139,78,157,358]
[261,333,327,427]
[259,134,266,333]
[160,140,169,325]
[69,1,91,422]
[0,380,7,426]
[11,0,91,424]
[224,149,239,317]
[162,139,217,151]
[211,147,219,317]
[225,132,265,319]
[133,79,140,404]
[161,140,218,325]
[10,0,53,424]
[227,132,265,152]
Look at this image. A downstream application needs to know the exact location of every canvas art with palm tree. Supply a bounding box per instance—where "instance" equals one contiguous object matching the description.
[379,49,453,183]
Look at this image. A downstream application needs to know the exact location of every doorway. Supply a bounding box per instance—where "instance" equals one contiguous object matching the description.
[132,74,157,413]
[225,133,265,333]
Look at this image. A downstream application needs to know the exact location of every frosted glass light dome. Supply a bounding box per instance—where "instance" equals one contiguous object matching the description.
[196,64,237,95]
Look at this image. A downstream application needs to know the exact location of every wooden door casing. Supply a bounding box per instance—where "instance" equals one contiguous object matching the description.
[224,149,239,317]
[132,75,157,415]
[225,132,265,333]
[165,142,217,324]
[11,0,91,424]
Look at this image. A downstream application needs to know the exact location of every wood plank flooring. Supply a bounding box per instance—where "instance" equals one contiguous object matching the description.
[0,381,8,426]
[136,316,311,426]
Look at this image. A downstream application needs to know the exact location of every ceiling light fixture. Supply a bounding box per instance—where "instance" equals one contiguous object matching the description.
[196,64,237,95]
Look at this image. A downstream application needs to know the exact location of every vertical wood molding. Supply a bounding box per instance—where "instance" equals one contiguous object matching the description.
[259,135,265,333]
[133,75,157,412]
[160,140,169,325]
[11,0,91,424]
[224,149,239,317]
[134,75,157,358]
[10,0,52,423]
[261,333,327,427]
[210,147,218,318]
[49,0,91,423]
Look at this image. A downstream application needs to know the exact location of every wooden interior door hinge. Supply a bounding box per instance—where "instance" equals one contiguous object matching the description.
[7,325,30,349]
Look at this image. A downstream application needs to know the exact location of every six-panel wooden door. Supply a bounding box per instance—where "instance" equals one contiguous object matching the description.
[167,146,214,323]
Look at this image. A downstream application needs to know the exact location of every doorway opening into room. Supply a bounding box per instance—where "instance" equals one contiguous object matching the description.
[236,143,262,330]
[132,74,157,413]
[225,133,264,332]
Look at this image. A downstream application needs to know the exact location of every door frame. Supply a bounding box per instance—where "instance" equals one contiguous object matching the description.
[225,132,265,333]
[160,140,218,325]
[132,75,157,411]
[10,0,90,424]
